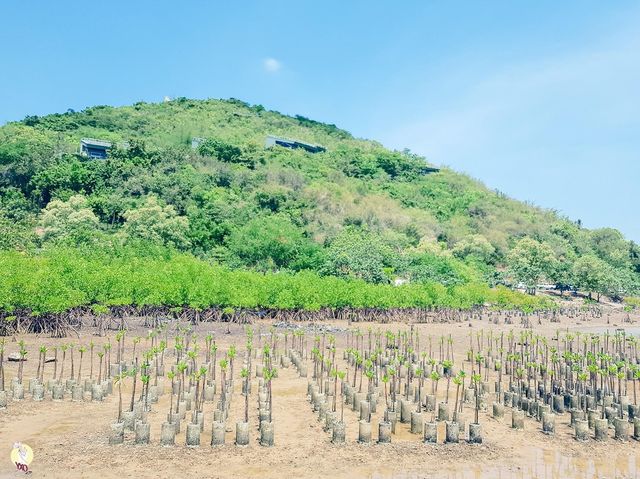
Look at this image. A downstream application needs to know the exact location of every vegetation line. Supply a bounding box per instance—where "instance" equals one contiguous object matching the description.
[0,246,552,319]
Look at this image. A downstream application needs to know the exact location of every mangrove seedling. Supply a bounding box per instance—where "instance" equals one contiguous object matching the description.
[453,374,463,421]
[59,344,68,383]
[114,372,126,423]
[338,370,347,422]
[382,374,389,410]
[167,371,176,422]
[37,345,47,383]
[241,367,249,423]
[472,373,482,425]
[77,345,86,383]
[97,351,104,383]
[17,341,27,384]
[176,360,188,413]
[415,368,424,413]
[128,363,138,413]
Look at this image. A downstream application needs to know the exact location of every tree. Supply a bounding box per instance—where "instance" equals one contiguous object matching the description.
[375,149,427,179]
[548,248,577,295]
[334,145,379,178]
[589,228,631,269]
[225,214,320,271]
[320,227,396,284]
[187,188,251,253]
[572,254,612,300]
[197,139,250,166]
[630,242,640,274]
[604,268,639,299]
[0,123,55,192]
[39,195,100,245]
[122,196,190,249]
[29,156,95,204]
[452,235,496,264]
[507,238,557,294]
[401,251,470,286]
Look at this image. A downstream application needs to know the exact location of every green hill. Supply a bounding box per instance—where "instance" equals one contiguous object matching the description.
[0,97,638,316]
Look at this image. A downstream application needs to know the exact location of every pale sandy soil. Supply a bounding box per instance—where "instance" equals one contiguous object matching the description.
[1,304,639,479]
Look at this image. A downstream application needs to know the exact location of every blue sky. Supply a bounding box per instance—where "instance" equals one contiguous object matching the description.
[1,1,639,241]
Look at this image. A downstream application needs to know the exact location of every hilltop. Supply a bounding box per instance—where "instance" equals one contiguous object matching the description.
[0,98,638,314]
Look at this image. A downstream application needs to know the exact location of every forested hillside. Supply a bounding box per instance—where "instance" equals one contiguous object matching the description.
[0,97,638,315]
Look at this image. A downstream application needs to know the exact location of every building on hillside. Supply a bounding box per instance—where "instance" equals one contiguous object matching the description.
[265,134,326,153]
[80,138,112,159]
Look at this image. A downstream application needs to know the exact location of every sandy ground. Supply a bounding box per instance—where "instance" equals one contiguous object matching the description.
[1,305,640,479]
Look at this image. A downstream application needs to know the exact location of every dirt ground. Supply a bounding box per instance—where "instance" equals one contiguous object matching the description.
[1,304,640,479]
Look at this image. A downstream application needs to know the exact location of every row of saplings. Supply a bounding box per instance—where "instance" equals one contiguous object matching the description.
[107,327,279,447]
[485,328,640,442]
[0,338,119,407]
[294,330,483,444]
[295,327,640,444]
[4,325,640,446]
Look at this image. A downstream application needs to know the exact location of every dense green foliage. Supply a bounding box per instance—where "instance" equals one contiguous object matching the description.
[0,246,551,313]
[0,97,638,312]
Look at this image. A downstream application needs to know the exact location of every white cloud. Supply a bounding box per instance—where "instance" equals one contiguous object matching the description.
[263,57,282,73]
